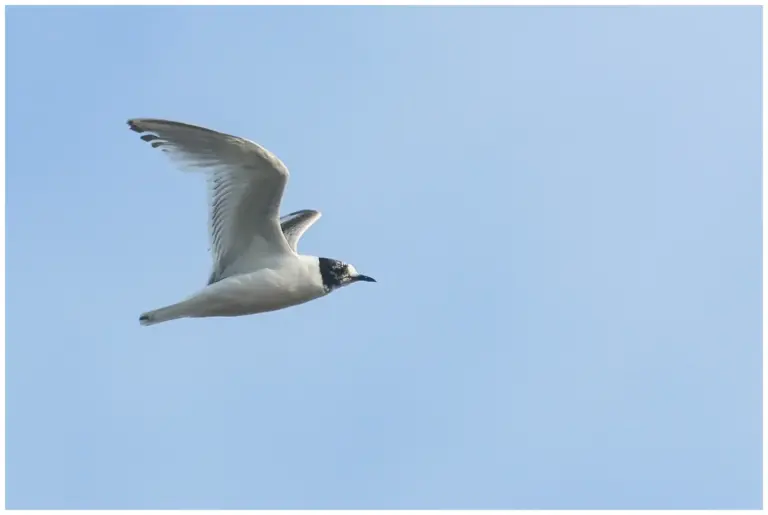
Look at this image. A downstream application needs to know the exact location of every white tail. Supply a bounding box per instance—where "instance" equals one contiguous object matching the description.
[139,301,191,326]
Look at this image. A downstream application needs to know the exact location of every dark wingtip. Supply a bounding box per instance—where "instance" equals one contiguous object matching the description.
[129,121,164,147]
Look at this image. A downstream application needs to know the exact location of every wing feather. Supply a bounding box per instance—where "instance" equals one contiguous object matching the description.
[128,119,294,283]
[280,209,322,252]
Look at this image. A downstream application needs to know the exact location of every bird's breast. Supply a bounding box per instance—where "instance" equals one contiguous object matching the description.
[198,263,325,315]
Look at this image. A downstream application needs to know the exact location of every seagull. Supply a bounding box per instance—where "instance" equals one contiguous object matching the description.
[128,118,376,326]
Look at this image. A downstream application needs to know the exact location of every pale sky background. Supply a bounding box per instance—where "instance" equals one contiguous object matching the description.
[5,6,762,509]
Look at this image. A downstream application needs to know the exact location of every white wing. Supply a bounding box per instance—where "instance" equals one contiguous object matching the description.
[280,209,322,252]
[128,119,295,284]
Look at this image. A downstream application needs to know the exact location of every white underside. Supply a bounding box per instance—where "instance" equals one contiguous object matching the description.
[141,255,326,325]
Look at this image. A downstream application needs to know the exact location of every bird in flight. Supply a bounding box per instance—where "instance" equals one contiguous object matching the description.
[128,118,376,326]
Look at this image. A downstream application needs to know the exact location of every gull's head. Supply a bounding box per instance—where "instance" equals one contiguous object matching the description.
[318,257,376,293]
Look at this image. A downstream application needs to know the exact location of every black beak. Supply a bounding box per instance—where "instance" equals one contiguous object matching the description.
[356,274,376,283]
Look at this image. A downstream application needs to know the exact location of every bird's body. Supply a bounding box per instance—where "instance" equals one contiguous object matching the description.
[140,255,327,325]
[128,118,375,326]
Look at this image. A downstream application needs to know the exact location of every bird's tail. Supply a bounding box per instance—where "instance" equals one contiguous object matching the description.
[139,301,192,326]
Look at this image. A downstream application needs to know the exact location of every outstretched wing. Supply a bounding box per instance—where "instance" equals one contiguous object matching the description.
[128,119,295,284]
[280,209,322,252]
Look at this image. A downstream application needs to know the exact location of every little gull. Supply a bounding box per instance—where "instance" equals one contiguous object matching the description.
[128,118,376,326]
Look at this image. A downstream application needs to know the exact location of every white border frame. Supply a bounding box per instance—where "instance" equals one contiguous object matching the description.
[0,1,763,514]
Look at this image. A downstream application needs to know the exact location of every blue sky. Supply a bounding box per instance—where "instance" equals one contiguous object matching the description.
[5,6,762,509]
